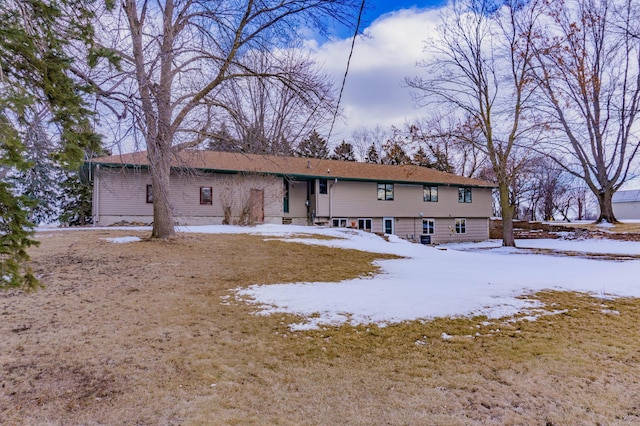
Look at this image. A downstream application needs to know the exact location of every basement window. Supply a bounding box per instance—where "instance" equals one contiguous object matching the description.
[455,218,466,234]
[422,219,435,235]
[332,218,347,228]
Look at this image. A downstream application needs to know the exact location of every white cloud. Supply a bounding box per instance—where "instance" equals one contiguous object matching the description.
[307,8,444,143]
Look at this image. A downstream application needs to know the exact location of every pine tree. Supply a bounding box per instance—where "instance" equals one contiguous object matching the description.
[365,143,380,164]
[332,141,356,161]
[0,0,101,290]
[12,122,63,224]
[382,142,411,165]
[59,165,94,226]
[296,130,329,159]
[412,146,434,168]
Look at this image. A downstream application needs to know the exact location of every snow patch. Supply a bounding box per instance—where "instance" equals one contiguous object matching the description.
[103,236,141,244]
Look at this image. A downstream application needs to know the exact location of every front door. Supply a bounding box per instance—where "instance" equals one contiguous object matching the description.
[250,189,264,224]
[383,217,394,235]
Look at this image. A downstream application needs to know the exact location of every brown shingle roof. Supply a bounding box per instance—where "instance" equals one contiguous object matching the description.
[89,150,496,188]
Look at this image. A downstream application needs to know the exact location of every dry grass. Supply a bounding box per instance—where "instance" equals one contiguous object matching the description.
[562,221,640,234]
[2,230,640,425]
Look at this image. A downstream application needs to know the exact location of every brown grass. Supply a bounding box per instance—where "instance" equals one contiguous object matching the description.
[2,230,640,425]
[562,221,640,234]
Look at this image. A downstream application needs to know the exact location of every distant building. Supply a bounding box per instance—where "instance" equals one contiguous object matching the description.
[612,189,640,220]
[87,150,497,243]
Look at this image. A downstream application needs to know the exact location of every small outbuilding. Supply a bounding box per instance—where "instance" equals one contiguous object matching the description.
[612,189,640,220]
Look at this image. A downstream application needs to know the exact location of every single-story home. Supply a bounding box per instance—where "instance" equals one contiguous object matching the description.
[612,189,640,220]
[87,150,497,243]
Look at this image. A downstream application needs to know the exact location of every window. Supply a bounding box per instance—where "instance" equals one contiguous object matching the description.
[455,218,466,234]
[332,218,347,227]
[358,218,372,231]
[422,219,435,235]
[458,187,472,203]
[200,187,212,205]
[319,178,328,194]
[283,180,289,213]
[377,183,394,201]
[146,184,153,203]
[423,185,438,202]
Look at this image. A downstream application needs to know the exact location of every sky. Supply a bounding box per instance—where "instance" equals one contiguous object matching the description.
[310,1,450,145]
[102,224,640,331]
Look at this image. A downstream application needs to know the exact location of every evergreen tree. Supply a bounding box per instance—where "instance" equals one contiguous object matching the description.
[412,146,434,168]
[365,143,380,164]
[12,121,63,224]
[382,142,411,165]
[296,130,329,159]
[0,0,101,290]
[332,141,356,161]
[58,147,110,226]
[59,165,93,226]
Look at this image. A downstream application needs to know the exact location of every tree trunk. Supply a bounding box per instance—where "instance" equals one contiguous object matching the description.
[149,149,176,239]
[595,188,618,224]
[498,182,516,247]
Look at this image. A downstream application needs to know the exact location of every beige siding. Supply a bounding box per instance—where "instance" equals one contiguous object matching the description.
[321,181,492,219]
[373,217,488,243]
[93,168,491,242]
[285,180,309,221]
[94,167,282,225]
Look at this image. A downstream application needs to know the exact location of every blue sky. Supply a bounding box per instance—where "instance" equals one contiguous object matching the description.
[365,0,446,20]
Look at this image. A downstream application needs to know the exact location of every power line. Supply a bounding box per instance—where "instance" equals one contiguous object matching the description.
[327,0,366,144]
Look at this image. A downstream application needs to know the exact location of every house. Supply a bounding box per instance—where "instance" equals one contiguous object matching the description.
[87,150,497,243]
[612,189,640,220]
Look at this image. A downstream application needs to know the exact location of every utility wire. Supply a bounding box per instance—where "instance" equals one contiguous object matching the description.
[327,0,366,144]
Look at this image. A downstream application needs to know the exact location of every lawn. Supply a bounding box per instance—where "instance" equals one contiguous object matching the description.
[1,228,640,425]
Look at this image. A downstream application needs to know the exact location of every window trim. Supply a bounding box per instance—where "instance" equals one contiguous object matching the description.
[423,185,438,202]
[200,186,213,205]
[146,184,153,204]
[377,183,394,201]
[357,218,372,232]
[455,218,467,234]
[422,218,435,235]
[458,187,472,203]
[332,218,347,228]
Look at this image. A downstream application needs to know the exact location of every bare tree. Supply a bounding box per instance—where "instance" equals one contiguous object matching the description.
[407,114,488,177]
[87,0,361,238]
[351,126,388,162]
[531,0,640,223]
[212,49,336,155]
[406,0,544,246]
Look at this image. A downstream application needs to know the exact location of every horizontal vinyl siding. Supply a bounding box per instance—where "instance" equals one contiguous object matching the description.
[96,168,282,223]
[431,217,488,243]
[97,167,153,216]
[286,180,308,219]
[325,181,493,218]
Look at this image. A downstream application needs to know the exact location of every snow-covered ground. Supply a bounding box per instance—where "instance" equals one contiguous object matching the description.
[180,224,640,330]
[46,224,640,330]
